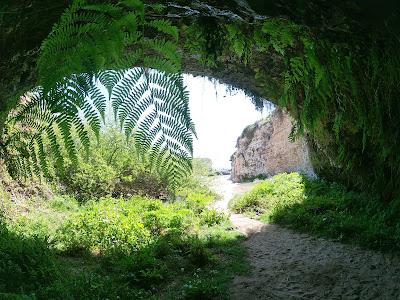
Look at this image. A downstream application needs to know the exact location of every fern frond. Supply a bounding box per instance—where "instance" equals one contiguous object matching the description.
[147,19,179,41]
[3,0,194,188]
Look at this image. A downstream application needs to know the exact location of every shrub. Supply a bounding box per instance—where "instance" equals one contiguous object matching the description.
[184,236,215,267]
[58,128,171,202]
[200,209,226,226]
[230,172,400,251]
[64,161,117,202]
[0,219,58,295]
[0,169,244,299]
[55,197,198,255]
[114,170,170,199]
[192,158,214,177]
[229,172,305,215]
[48,195,79,212]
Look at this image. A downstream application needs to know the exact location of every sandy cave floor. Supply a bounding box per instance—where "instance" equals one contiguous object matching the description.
[211,175,400,300]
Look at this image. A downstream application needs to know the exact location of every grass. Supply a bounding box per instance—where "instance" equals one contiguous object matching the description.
[229,172,400,252]
[0,189,247,299]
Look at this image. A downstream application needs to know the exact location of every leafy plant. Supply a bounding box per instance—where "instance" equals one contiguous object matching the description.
[45,127,171,201]
[2,0,195,188]
[254,19,400,199]
[0,219,59,294]
[230,173,400,251]
[200,209,226,227]
[64,160,117,201]
[182,12,400,200]
[0,164,246,299]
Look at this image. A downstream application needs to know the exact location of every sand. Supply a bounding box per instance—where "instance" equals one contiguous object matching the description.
[211,175,400,300]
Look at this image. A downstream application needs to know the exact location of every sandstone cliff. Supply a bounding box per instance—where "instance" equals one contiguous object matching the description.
[231,109,315,182]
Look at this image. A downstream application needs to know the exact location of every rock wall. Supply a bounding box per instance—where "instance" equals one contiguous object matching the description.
[231,109,315,182]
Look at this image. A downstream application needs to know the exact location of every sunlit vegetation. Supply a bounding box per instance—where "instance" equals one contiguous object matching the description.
[2,0,399,200]
[0,177,246,299]
[0,123,249,299]
[187,13,400,199]
[54,127,172,202]
[1,0,400,298]
[230,173,400,252]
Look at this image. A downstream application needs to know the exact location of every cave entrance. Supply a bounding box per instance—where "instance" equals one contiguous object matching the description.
[185,74,273,172]
[185,74,316,182]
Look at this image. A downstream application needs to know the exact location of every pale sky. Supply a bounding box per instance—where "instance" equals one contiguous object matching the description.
[185,74,271,170]
[101,71,271,170]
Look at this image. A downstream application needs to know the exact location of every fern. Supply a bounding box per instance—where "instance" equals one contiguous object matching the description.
[5,0,397,198]
[2,0,195,188]
[110,68,195,187]
[5,68,195,187]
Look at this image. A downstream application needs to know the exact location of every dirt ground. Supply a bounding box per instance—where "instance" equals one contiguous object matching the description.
[211,175,400,300]
[231,221,400,299]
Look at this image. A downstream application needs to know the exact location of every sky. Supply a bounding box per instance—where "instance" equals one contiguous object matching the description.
[184,74,271,170]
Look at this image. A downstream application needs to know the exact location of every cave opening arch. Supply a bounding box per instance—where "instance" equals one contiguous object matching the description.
[1,0,400,199]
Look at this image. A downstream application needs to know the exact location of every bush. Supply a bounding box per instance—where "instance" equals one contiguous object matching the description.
[114,170,170,199]
[55,197,198,255]
[48,195,79,212]
[64,161,117,202]
[58,128,170,202]
[192,158,214,177]
[0,164,245,299]
[185,236,215,267]
[200,209,226,226]
[230,172,400,251]
[0,219,58,295]
[229,172,304,215]
[177,176,219,214]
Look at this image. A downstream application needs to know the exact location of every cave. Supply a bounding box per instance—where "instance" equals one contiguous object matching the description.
[1,0,400,199]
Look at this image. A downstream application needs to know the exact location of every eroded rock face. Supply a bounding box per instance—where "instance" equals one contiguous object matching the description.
[231,109,315,182]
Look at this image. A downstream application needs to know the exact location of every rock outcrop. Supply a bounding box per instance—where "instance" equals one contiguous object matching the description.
[231,109,315,182]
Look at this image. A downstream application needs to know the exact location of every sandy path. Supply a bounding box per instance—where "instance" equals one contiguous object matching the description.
[211,176,400,300]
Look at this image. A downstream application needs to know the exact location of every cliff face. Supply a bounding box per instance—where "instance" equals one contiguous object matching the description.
[231,109,315,182]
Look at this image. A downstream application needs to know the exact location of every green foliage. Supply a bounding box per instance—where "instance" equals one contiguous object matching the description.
[114,170,170,199]
[184,17,227,68]
[0,185,246,299]
[177,183,217,214]
[256,19,400,199]
[199,209,226,227]
[5,68,195,189]
[64,160,117,201]
[230,173,400,251]
[2,0,400,203]
[183,276,226,300]
[49,195,80,212]
[52,127,171,201]
[229,172,304,215]
[176,157,220,211]
[55,197,193,254]
[184,13,400,199]
[3,0,195,188]
[192,157,214,177]
[225,22,254,64]
[0,219,59,296]
[38,0,179,87]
